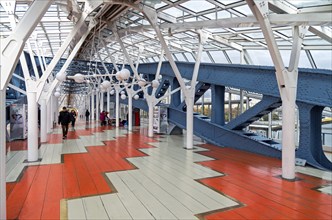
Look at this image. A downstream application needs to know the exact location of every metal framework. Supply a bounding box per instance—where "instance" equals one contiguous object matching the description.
[0,1,331,218]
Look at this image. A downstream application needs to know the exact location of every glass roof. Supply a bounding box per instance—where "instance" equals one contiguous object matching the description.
[0,0,331,95]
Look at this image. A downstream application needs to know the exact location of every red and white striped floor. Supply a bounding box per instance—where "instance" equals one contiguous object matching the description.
[5,120,332,219]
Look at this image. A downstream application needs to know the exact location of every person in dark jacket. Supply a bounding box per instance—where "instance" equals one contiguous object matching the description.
[58,107,71,139]
[85,109,90,121]
[70,110,77,130]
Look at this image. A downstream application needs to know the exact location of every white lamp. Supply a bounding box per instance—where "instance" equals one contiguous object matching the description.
[54,91,61,97]
[120,69,130,80]
[138,79,147,87]
[115,71,123,81]
[121,94,127,100]
[56,72,67,82]
[110,89,115,95]
[152,79,160,88]
[133,94,139,100]
[73,73,85,83]
[101,80,111,89]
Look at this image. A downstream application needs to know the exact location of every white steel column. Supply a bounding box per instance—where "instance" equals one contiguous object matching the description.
[47,98,52,133]
[247,0,307,180]
[128,93,133,132]
[91,91,95,120]
[40,98,47,142]
[107,89,110,113]
[185,96,194,149]
[115,89,120,127]
[100,91,104,111]
[148,104,154,137]
[96,91,99,122]
[27,91,39,162]
[0,90,6,220]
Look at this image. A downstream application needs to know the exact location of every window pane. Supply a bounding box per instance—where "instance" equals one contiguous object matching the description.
[310,50,332,70]
[247,50,274,66]
[209,51,228,63]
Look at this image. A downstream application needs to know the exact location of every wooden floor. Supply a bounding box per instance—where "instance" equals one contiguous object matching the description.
[5,120,332,219]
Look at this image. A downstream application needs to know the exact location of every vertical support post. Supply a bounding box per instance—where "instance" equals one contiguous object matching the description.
[96,91,99,122]
[115,89,120,127]
[128,92,133,131]
[240,89,244,114]
[268,112,272,138]
[47,98,52,133]
[186,96,194,149]
[282,88,297,178]
[91,91,95,120]
[148,103,154,137]
[202,94,205,115]
[171,78,181,107]
[100,91,104,112]
[211,85,225,125]
[27,91,39,161]
[0,89,6,220]
[228,92,232,121]
[40,98,47,142]
[107,89,110,113]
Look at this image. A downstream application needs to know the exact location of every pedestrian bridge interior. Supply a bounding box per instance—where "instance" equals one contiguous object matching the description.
[1,0,331,219]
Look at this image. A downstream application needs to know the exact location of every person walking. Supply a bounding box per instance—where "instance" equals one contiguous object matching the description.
[100,110,106,126]
[58,107,71,139]
[70,110,77,130]
[85,109,90,121]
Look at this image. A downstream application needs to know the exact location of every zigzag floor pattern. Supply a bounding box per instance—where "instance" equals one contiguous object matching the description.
[5,120,332,219]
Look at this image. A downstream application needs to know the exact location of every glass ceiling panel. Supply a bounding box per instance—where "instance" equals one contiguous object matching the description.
[180,1,216,13]
[288,0,332,8]
[204,10,232,19]
[233,5,253,16]
[209,50,228,63]
[162,7,188,18]
[310,50,332,69]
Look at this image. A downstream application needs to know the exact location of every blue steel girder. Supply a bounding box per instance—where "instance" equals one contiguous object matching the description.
[225,95,281,130]
[168,107,282,158]
[296,102,332,170]
[137,62,332,107]
[136,62,332,170]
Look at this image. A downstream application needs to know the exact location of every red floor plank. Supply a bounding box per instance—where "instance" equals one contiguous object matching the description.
[62,155,81,198]
[6,125,332,220]
[198,146,332,220]
[81,153,112,194]
[6,166,39,219]
[19,166,51,219]
[72,155,98,196]
[41,164,63,219]
[6,183,16,199]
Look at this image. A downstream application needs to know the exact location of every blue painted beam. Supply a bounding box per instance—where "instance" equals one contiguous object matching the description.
[168,107,282,158]
[138,62,332,107]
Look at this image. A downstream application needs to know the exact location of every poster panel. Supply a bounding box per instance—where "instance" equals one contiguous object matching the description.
[10,104,27,140]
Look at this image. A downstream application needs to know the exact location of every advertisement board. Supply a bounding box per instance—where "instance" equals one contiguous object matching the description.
[153,106,168,134]
[10,104,28,140]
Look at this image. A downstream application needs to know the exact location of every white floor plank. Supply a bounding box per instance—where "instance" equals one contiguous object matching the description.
[67,199,87,220]
[100,194,132,220]
[128,170,198,220]
[106,172,155,220]
[83,196,109,219]
[130,156,238,208]
[118,171,178,219]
